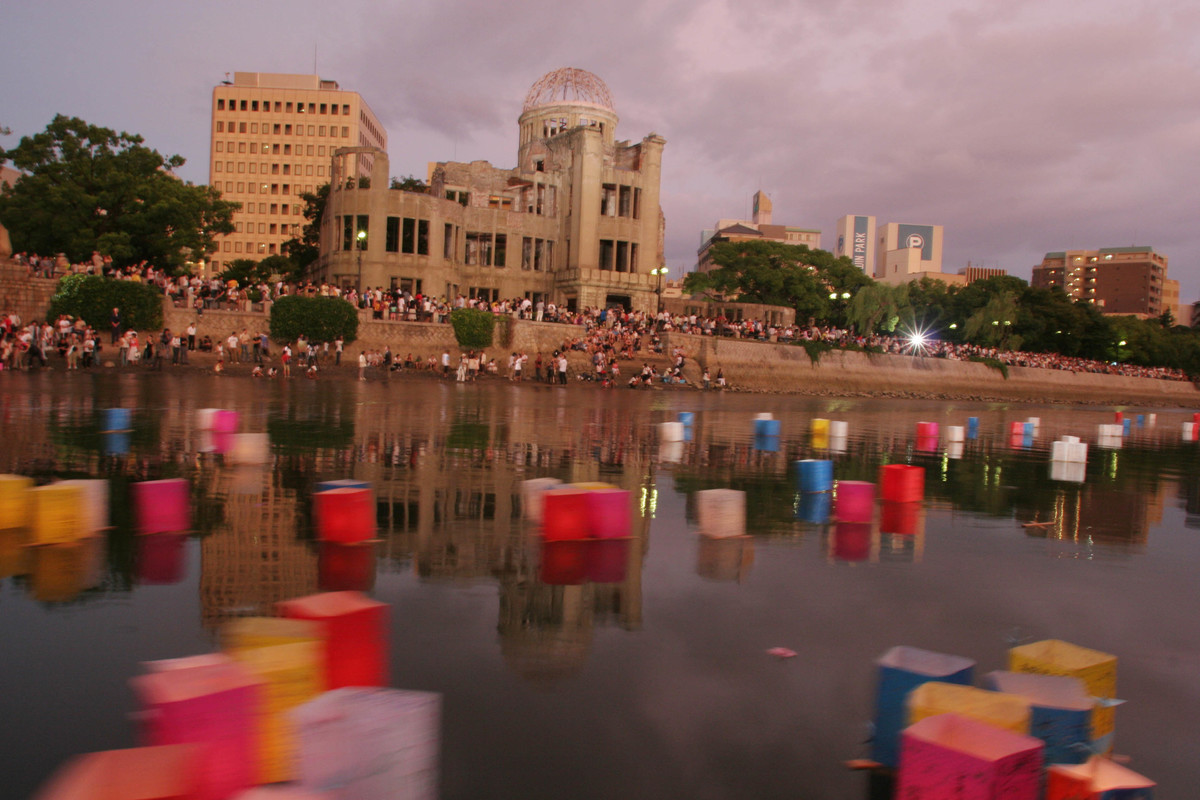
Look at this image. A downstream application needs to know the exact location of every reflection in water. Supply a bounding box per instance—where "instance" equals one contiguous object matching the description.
[29,536,105,603]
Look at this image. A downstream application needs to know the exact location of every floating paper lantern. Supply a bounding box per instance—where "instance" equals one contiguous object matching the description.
[541,488,591,541]
[879,464,924,503]
[211,409,240,434]
[947,441,965,460]
[795,459,833,493]
[1136,414,1144,427]
[695,489,745,538]
[1050,461,1087,483]
[829,420,848,438]
[678,411,694,426]
[755,432,780,452]
[587,538,629,583]
[1122,419,1131,436]
[196,408,219,430]
[1027,416,1040,433]
[796,491,831,525]
[1023,421,1035,438]
[1114,411,1123,423]
[907,681,1031,735]
[833,480,874,522]
[871,645,975,768]
[29,483,86,544]
[319,542,376,592]
[100,407,132,433]
[916,421,939,438]
[0,473,33,530]
[31,743,202,800]
[132,479,191,535]
[1009,639,1118,753]
[946,425,965,442]
[1148,413,1157,426]
[131,660,263,800]
[896,713,1044,800]
[811,418,830,438]
[1009,421,1025,436]
[754,418,781,437]
[658,421,684,442]
[221,617,323,654]
[658,441,683,465]
[880,501,922,536]
[916,434,939,453]
[1184,422,1198,442]
[277,591,389,689]
[228,642,323,785]
[1045,755,1155,800]
[313,488,374,544]
[55,479,109,534]
[137,533,188,585]
[983,670,1094,765]
[30,538,104,603]
[828,434,848,454]
[291,688,441,800]
[586,487,632,538]
[832,521,872,562]
[967,417,979,439]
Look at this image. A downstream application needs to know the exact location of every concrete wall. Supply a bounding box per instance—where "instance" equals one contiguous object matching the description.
[0,259,57,323]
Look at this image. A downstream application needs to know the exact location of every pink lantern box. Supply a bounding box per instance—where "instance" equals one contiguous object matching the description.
[916,421,939,438]
[834,481,875,523]
[130,661,264,800]
[585,488,631,538]
[540,489,591,541]
[211,410,240,434]
[897,713,1044,800]
[137,533,188,585]
[313,488,375,544]
[133,479,191,535]
[32,743,202,800]
[277,591,389,690]
[291,688,441,800]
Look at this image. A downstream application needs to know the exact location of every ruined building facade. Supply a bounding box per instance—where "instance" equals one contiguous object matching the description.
[314,68,666,312]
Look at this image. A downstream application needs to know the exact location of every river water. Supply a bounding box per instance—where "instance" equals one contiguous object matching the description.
[1,371,1198,799]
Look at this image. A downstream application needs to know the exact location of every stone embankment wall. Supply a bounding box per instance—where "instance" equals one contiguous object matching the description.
[0,259,57,323]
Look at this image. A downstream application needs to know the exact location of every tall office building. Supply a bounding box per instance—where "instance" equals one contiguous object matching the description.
[875,222,944,280]
[834,215,876,274]
[1031,247,1169,317]
[207,72,386,275]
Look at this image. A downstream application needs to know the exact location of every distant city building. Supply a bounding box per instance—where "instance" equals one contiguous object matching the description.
[875,222,945,282]
[695,190,821,273]
[0,165,20,190]
[834,215,876,274]
[958,266,1008,284]
[1031,247,1169,317]
[207,72,387,275]
[314,68,666,312]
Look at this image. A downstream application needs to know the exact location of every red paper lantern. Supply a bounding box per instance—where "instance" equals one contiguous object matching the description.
[319,542,376,592]
[277,591,388,689]
[540,489,590,541]
[879,464,925,503]
[313,488,374,544]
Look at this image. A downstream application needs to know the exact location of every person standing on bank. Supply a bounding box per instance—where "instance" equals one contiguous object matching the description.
[110,308,121,344]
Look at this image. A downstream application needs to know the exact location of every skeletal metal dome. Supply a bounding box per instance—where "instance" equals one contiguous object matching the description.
[522,68,614,112]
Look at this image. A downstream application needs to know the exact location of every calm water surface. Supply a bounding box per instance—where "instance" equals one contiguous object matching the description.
[1,372,1198,799]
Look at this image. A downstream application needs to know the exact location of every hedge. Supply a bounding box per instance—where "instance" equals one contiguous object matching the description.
[47,274,164,332]
[450,308,495,349]
[269,295,358,343]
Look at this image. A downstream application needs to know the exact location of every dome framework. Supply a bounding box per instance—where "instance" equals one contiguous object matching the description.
[523,68,615,112]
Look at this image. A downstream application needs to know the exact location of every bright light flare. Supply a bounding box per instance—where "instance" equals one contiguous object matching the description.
[901,325,934,355]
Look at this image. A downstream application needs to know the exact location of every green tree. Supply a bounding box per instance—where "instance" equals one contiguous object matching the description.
[450,308,495,348]
[282,183,329,273]
[47,274,164,331]
[0,115,236,270]
[269,295,358,343]
[964,291,1022,350]
[390,175,428,192]
[847,282,910,335]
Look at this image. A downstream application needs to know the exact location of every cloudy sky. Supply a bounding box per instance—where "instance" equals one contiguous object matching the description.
[4,0,1199,300]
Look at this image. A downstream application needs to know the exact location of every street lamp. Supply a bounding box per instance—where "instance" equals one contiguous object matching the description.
[651,266,668,314]
[356,229,367,293]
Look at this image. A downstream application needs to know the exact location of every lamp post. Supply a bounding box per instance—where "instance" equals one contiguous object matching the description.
[356,229,367,295]
[651,266,667,314]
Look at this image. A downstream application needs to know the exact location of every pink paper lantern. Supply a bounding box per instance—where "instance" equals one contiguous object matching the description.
[211,409,240,434]
[833,521,872,561]
[132,479,191,535]
[32,743,202,800]
[834,480,875,523]
[277,591,388,689]
[898,713,1044,800]
[585,489,631,538]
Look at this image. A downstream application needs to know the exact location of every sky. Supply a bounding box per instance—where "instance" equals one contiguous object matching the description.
[4,0,1200,301]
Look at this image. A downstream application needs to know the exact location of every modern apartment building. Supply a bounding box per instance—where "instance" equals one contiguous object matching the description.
[1031,247,1169,317]
[314,68,666,312]
[207,72,386,275]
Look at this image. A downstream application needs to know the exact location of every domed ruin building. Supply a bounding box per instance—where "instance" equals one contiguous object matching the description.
[314,68,666,311]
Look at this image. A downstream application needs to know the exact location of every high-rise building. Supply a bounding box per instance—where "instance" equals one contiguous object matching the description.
[207,72,386,276]
[314,68,666,312]
[875,222,944,280]
[834,215,876,274]
[696,190,821,273]
[1031,247,1169,317]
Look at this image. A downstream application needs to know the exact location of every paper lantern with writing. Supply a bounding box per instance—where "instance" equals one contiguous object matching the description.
[540,539,588,585]
[221,617,323,655]
[277,591,389,689]
[313,488,375,544]
[1009,639,1117,753]
[872,646,976,768]
[1045,756,1155,800]
[229,642,323,784]
[586,538,629,583]
[31,743,201,800]
[319,542,376,592]
[541,488,591,541]
[137,533,188,585]
[896,713,1044,800]
[130,660,263,800]
[907,681,1032,736]
[29,483,86,544]
[291,688,441,800]
[0,473,33,530]
[520,477,563,522]
[132,479,191,535]
[695,489,745,538]
[983,670,1094,765]
[53,479,109,534]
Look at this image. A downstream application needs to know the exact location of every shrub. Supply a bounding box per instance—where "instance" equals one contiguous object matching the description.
[450,308,495,349]
[801,339,834,364]
[47,274,164,332]
[969,356,1009,379]
[269,295,358,343]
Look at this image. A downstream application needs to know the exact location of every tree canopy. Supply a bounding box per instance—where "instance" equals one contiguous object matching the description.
[282,183,329,274]
[0,115,236,270]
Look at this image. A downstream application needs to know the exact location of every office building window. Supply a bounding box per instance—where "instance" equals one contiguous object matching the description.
[217,99,225,111]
